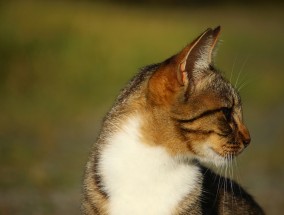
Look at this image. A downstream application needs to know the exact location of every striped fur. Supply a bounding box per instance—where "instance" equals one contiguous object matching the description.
[82,27,264,215]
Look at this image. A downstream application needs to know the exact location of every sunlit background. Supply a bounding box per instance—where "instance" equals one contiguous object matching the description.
[0,0,283,214]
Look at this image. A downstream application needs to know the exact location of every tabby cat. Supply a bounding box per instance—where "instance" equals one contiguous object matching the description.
[82,26,264,215]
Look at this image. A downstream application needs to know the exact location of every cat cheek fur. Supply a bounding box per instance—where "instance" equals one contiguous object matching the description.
[186,133,244,167]
[180,113,246,162]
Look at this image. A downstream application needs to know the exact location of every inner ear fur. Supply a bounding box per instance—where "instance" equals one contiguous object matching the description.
[178,26,221,86]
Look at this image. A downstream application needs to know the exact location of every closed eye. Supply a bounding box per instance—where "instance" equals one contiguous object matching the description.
[221,107,232,121]
[173,108,227,124]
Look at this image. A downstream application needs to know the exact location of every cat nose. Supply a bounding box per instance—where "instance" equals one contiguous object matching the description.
[239,125,251,147]
[242,135,251,147]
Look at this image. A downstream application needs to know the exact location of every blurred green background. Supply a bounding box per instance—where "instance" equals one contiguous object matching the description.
[0,0,283,214]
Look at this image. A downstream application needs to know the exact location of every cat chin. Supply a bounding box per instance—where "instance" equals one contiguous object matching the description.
[197,146,228,167]
[173,147,228,167]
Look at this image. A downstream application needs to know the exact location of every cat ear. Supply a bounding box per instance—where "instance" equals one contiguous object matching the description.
[177,26,221,86]
[147,27,221,105]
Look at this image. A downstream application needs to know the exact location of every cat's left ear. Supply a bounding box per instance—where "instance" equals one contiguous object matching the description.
[177,26,221,86]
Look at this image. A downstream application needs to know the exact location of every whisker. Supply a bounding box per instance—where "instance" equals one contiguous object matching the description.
[203,167,210,177]
[223,160,227,215]
[213,167,219,184]
[235,55,250,89]
[237,72,249,91]
[230,55,238,83]
[215,165,222,205]
[225,155,228,196]
[232,156,239,208]
[238,79,253,92]
[234,157,243,199]
[229,154,235,208]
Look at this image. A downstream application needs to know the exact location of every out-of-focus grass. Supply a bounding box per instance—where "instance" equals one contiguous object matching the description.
[0,1,283,214]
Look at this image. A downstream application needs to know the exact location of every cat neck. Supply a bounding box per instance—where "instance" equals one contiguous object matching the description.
[99,114,202,215]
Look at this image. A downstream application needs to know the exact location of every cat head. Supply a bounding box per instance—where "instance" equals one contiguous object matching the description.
[147,26,250,165]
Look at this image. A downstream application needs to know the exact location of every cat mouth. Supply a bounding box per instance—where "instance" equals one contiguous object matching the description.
[212,144,244,158]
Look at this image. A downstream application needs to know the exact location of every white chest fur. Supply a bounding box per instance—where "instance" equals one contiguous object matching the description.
[99,116,200,215]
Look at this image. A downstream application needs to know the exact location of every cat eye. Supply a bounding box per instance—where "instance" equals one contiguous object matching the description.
[222,107,232,121]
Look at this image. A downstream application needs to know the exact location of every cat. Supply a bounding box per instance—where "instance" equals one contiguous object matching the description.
[82,26,264,215]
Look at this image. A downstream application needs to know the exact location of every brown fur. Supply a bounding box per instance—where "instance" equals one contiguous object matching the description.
[82,27,264,215]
